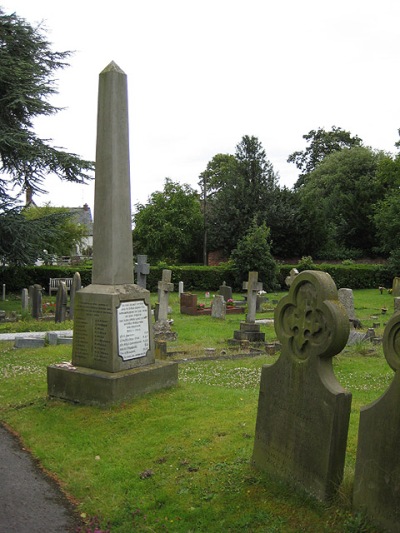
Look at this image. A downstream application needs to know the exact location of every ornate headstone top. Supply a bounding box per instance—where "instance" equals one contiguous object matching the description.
[275,270,349,362]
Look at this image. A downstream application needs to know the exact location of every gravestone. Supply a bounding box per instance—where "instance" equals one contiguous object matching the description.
[392,277,400,297]
[338,288,356,321]
[28,285,34,312]
[218,281,232,302]
[395,297,400,312]
[157,269,174,322]
[68,272,82,320]
[232,272,265,342]
[252,270,351,501]
[32,284,42,319]
[285,268,299,288]
[135,255,150,289]
[21,288,29,312]
[178,281,184,296]
[353,311,400,530]
[55,281,68,323]
[211,294,226,319]
[47,62,177,405]
[180,293,198,315]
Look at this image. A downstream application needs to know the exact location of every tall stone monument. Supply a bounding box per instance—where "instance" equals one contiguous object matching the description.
[47,62,178,405]
[353,311,400,530]
[252,270,351,501]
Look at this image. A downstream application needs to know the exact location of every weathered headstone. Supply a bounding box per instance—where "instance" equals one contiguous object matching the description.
[47,62,178,405]
[218,281,233,302]
[392,277,400,297]
[68,271,82,320]
[232,272,265,342]
[252,270,351,501]
[135,254,150,289]
[353,311,400,530]
[28,285,34,312]
[285,268,299,288]
[157,269,174,322]
[211,294,226,319]
[338,288,356,320]
[55,281,68,323]
[394,297,400,312]
[180,293,198,315]
[21,288,29,312]
[32,284,42,319]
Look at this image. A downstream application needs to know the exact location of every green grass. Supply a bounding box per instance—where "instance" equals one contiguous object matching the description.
[0,288,395,532]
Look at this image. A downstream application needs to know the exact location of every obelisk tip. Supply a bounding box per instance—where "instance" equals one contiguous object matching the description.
[101,61,125,75]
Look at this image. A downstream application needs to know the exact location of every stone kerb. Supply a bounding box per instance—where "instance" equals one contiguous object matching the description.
[353,310,400,531]
[252,270,351,501]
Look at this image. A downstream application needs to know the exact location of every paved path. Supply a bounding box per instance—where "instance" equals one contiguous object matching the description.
[0,424,81,532]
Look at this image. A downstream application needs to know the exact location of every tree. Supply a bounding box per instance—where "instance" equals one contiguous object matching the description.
[23,204,88,258]
[0,8,94,203]
[200,136,279,256]
[230,220,278,291]
[298,146,385,258]
[288,126,363,187]
[132,179,203,263]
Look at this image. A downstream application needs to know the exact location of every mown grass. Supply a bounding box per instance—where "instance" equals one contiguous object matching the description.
[0,288,396,532]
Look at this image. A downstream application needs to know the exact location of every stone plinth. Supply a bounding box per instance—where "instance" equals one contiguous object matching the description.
[252,270,351,501]
[353,311,400,531]
[47,360,178,407]
[233,322,265,342]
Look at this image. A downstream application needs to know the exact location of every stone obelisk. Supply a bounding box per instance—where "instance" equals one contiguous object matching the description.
[47,62,178,405]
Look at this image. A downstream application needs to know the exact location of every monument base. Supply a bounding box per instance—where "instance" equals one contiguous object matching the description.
[47,360,178,406]
[233,322,265,342]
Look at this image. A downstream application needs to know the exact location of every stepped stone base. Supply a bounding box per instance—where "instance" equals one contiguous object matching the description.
[47,360,178,406]
[232,321,265,343]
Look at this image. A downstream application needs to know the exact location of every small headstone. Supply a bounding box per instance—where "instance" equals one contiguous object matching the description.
[252,270,351,501]
[55,281,68,323]
[392,277,400,297]
[14,337,45,349]
[69,272,82,319]
[178,281,184,296]
[31,284,42,319]
[338,288,356,320]
[21,288,29,312]
[285,268,299,288]
[157,269,174,322]
[211,295,226,319]
[135,254,150,289]
[394,297,400,312]
[353,311,400,530]
[218,281,232,302]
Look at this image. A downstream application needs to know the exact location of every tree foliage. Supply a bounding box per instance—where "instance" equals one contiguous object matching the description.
[0,8,94,203]
[288,126,363,187]
[200,135,279,255]
[132,179,203,263]
[230,220,278,291]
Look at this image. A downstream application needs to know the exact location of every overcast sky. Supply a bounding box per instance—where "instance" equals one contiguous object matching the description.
[4,1,400,213]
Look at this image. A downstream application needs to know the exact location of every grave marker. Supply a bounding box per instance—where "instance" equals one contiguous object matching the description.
[55,281,68,323]
[211,294,226,319]
[135,254,150,289]
[47,62,178,405]
[392,277,400,297]
[231,272,265,343]
[353,311,400,530]
[32,284,42,319]
[68,272,82,320]
[21,288,29,312]
[157,269,174,322]
[218,281,232,302]
[252,270,351,501]
[338,288,356,320]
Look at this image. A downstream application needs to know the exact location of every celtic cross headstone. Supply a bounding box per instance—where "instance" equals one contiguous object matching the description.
[353,311,400,530]
[252,270,351,501]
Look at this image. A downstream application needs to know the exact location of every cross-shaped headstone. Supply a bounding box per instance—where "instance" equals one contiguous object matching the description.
[135,254,150,289]
[157,269,174,322]
[243,272,263,323]
[285,268,299,288]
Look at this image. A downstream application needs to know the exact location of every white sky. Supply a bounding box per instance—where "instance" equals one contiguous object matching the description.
[3,0,400,214]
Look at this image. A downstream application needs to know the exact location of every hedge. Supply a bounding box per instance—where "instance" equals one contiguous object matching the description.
[0,262,394,295]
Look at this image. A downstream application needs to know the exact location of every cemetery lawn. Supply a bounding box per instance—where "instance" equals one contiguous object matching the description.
[0,288,394,531]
